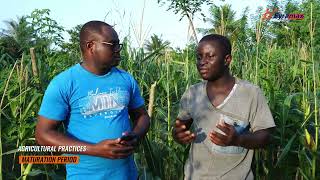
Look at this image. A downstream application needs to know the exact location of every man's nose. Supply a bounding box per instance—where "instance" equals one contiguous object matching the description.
[198,58,207,66]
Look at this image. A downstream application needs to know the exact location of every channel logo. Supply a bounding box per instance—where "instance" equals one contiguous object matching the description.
[262,8,304,21]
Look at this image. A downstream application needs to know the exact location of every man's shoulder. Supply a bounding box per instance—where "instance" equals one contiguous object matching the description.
[236,78,262,96]
[181,81,205,98]
[50,64,78,85]
[112,67,131,75]
[112,67,136,81]
[188,81,205,92]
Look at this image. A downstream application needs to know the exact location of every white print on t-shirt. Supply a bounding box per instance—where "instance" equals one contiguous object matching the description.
[80,87,129,119]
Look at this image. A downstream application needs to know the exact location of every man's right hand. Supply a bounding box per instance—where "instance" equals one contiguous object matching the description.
[93,138,134,159]
[172,119,196,144]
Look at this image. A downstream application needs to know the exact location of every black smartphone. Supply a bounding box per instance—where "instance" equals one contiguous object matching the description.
[120,134,136,141]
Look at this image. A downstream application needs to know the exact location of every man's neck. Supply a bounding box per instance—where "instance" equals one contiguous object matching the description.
[207,73,235,93]
[81,61,112,75]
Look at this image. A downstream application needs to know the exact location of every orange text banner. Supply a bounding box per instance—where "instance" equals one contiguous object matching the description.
[19,156,79,164]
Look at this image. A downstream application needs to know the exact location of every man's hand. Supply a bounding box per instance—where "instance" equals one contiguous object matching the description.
[93,138,134,159]
[209,121,240,146]
[119,131,139,147]
[172,119,196,144]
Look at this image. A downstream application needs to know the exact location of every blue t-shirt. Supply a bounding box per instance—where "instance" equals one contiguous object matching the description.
[39,63,144,180]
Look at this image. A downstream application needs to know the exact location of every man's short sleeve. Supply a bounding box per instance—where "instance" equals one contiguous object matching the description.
[177,88,192,121]
[38,78,70,121]
[250,88,276,132]
[128,76,144,110]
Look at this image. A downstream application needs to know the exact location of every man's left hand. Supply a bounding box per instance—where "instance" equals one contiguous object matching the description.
[119,131,139,147]
[209,121,240,146]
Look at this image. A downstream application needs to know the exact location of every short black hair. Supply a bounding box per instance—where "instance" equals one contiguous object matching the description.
[199,34,231,56]
[79,21,112,52]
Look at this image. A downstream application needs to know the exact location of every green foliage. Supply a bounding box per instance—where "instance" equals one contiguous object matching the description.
[157,0,212,19]
[197,4,250,44]
[0,9,65,69]
[145,34,170,53]
[0,16,33,66]
[28,9,64,50]
[157,0,212,42]
[266,0,320,47]
[61,24,82,59]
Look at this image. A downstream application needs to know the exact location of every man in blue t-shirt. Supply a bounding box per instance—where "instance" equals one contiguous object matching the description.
[36,21,150,180]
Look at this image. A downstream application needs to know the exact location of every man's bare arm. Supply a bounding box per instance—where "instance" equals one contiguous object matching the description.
[128,106,150,139]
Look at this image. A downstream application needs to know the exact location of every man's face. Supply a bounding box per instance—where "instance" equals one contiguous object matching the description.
[196,41,229,81]
[91,26,121,68]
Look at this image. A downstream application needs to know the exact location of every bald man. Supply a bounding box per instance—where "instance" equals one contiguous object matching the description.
[36,21,150,180]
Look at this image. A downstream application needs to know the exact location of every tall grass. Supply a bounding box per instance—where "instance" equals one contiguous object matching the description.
[0,60,18,180]
[309,3,318,179]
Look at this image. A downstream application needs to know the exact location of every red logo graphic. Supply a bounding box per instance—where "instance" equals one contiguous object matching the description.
[262,8,278,20]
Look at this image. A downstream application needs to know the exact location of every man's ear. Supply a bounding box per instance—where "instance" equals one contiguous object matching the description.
[86,41,94,53]
[224,54,232,66]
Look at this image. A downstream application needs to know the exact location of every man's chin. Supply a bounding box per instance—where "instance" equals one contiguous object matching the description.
[200,75,220,81]
[200,74,209,80]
